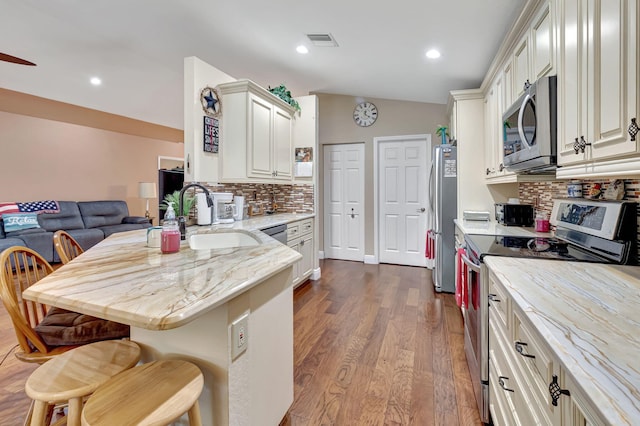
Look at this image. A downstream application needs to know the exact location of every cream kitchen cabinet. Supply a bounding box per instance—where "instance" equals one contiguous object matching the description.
[511,0,555,100]
[217,80,295,183]
[484,74,519,183]
[448,90,496,218]
[488,268,605,426]
[557,0,639,176]
[287,218,313,287]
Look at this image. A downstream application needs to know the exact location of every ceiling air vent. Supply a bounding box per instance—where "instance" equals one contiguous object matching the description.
[306,33,339,47]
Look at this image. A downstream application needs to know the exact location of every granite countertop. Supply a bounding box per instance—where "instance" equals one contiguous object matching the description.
[484,257,640,424]
[23,213,312,331]
[454,219,552,237]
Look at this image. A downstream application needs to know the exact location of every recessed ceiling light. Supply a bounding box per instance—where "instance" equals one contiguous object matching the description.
[426,49,441,59]
[90,77,102,86]
[296,45,309,54]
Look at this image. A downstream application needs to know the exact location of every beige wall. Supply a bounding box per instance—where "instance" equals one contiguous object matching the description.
[316,93,447,256]
[0,97,183,220]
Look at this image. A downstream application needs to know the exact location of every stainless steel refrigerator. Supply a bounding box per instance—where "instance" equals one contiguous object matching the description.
[428,144,457,293]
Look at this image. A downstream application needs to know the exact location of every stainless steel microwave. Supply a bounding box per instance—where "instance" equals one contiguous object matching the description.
[502,75,557,173]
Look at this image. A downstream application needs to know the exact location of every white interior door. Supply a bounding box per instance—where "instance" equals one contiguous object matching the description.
[377,135,430,266]
[323,143,365,261]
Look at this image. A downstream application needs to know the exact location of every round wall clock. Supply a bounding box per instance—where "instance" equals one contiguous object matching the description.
[353,101,378,127]
[200,86,221,117]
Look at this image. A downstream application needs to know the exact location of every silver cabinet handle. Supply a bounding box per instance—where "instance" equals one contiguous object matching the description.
[498,376,515,393]
[514,341,535,359]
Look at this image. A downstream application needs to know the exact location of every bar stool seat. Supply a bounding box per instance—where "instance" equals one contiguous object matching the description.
[81,359,204,426]
[25,339,141,426]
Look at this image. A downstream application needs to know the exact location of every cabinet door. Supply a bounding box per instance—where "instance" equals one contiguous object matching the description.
[484,88,498,178]
[532,1,555,81]
[299,234,313,280]
[247,94,274,179]
[503,61,514,113]
[273,106,293,180]
[562,372,605,426]
[513,35,530,99]
[288,238,301,286]
[590,0,638,159]
[557,0,589,166]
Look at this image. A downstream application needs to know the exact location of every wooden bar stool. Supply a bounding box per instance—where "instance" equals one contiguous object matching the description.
[81,359,204,426]
[25,339,141,426]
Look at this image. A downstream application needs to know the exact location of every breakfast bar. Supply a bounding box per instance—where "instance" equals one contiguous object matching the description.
[23,223,303,426]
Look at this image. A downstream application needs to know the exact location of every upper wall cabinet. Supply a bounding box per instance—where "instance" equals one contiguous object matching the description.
[217,80,295,183]
[511,0,556,100]
[557,0,639,177]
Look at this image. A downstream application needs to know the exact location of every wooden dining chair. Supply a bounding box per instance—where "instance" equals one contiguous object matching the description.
[0,246,133,425]
[53,230,83,264]
[0,246,129,364]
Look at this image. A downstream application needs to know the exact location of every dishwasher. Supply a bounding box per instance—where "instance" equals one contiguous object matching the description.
[260,224,287,244]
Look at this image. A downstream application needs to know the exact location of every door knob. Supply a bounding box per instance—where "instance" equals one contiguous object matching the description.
[417,208,426,213]
[350,208,355,219]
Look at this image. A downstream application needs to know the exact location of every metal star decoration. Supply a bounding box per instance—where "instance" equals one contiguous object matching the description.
[200,87,221,117]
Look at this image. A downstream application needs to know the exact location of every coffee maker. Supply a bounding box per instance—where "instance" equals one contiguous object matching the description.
[210,192,235,224]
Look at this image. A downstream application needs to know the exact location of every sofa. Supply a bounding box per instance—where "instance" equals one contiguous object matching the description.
[0,200,151,263]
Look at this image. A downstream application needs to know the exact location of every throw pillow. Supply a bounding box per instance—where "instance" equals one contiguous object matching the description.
[2,213,41,233]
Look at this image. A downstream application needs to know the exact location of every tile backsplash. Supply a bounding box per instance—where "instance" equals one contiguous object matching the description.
[519,178,640,263]
[185,182,314,215]
[519,179,640,216]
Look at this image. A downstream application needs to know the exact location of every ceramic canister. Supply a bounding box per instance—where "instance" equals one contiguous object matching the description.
[567,181,583,198]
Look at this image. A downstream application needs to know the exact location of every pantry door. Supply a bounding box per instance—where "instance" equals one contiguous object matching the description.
[376,135,430,267]
[323,143,365,261]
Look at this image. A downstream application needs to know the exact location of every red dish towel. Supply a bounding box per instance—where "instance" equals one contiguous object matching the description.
[425,230,436,260]
[456,248,468,308]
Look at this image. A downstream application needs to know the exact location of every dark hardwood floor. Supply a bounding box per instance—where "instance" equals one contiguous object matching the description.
[0,259,480,425]
[284,259,480,425]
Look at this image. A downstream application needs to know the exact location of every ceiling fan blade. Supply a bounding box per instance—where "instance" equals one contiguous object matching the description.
[0,53,36,66]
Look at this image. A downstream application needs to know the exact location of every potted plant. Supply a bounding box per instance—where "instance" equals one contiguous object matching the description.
[268,84,301,113]
[160,190,195,217]
[436,125,449,145]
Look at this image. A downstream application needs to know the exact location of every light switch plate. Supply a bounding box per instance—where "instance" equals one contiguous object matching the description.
[231,313,249,360]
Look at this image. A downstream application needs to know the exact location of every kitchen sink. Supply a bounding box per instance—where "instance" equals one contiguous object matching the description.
[188,232,261,250]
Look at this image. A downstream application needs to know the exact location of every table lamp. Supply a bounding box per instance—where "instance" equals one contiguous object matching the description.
[138,182,157,218]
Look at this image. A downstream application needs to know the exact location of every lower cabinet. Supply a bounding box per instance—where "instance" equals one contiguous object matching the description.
[488,269,603,426]
[287,218,313,287]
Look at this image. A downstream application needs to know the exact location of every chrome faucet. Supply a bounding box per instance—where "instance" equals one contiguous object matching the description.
[178,183,212,240]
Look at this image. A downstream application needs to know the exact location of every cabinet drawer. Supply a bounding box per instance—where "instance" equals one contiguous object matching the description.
[512,308,561,424]
[286,222,300,241]
[488,271,509,333]
[489,322,537,426]
[299,218,313,236]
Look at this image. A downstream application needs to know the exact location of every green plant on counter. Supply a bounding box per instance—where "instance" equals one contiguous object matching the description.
[160,190,195,216]
[268,84,301,112]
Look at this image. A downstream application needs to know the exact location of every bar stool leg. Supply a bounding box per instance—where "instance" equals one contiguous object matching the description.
[67,397,83,426]
[29,401,48,426]
[187,400,202,426]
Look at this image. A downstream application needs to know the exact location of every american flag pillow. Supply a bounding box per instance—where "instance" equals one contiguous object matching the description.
[0,200,60,215]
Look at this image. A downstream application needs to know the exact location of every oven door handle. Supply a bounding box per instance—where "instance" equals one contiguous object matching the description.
[460,252,481,274]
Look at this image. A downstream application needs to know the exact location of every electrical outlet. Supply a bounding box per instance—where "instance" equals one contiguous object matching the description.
[231,313,249,360]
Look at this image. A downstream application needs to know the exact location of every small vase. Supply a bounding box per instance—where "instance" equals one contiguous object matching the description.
[441,133,447,145]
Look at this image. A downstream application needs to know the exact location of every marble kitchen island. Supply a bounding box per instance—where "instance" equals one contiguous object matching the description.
[23,225,302,426]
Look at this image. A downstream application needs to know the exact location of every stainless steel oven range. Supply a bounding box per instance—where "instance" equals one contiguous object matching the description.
[461,198,637,424]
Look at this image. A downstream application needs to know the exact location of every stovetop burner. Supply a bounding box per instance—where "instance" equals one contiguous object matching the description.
[500,236,569,253]
[464,234,611,264]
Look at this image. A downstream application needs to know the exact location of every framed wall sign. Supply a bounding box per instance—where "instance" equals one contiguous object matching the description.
[203,116,219,153]
[294,147,313,177]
